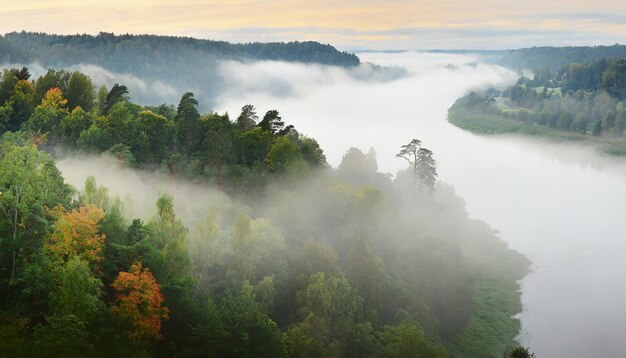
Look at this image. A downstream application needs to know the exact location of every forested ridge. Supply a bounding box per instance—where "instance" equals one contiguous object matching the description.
[0,65,530,357]
[498,44,626,72]
[0,32,360,68]
[0,31,360,109]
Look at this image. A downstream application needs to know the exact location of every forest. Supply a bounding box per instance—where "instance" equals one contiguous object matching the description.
[0,32,360,108]
[0,65,531,357]
[449,55,626,155]
[0,32,360,68]
[498,44,626,73]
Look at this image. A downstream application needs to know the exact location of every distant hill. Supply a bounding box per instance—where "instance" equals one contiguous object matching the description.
[0,32,360,108]
[0,32,359,69]
[499,44,626,71]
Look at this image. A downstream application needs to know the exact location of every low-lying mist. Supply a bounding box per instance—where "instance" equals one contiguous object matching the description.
[215,52,517,174]
[57,154,231,229]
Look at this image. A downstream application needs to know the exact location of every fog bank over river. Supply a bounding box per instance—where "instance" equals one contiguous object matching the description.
[213,52,626,357]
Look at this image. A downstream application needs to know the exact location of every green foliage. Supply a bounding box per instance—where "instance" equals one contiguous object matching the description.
[66,72,95,111]
[144,194,191,282]
[77,125,113,152]
[235,127,272,167]
[7,80,35,131]
[103,84,129,115]
[505,345,536,358]
[142,194,196,353]
[135,110,173,163]
[23,105,67,141]
[0,105,11,134]
[175,92,202,153]
[258,109,285,135]
[33,314,96,357]
[396,139,437,192]
[94,85,108,116]
[449,277,522,357]
[237,104,259,132]
[60,107,94,147]
[266,136,307,174]
[108,144,136,167]
[0,68,27,105]
[231,213,257,281]
[34,69,71,104]
[0,65,326,194]
[0,141,72,289]
[287,272,374,357]
[345,239,388,314]
[49,257,102,322]
[198,282,287,357]
[0,314,30,356]
[378,323,448,358]
[298,136,327,167]
[416,148,437,192]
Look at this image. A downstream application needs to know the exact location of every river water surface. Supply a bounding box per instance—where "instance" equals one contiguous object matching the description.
[214,52,626,357]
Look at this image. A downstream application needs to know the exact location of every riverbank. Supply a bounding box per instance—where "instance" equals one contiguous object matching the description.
[447,105,626,156]
[449,219,530,357]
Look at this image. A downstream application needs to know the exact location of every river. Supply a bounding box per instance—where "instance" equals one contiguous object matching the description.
[215,51,626,357]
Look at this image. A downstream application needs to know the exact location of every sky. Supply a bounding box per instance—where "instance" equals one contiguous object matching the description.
[1,0,626,50]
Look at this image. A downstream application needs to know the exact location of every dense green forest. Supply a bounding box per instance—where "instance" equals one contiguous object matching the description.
[449,55,626,155]
[0,66,530,357]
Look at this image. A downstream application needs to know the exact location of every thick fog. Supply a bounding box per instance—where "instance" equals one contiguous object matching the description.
[211,52,626,357]
[52,52,626,357]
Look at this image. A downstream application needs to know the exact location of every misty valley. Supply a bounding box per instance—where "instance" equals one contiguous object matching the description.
[1,33,626,358]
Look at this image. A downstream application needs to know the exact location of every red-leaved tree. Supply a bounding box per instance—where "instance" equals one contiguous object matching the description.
[111,262,169,342]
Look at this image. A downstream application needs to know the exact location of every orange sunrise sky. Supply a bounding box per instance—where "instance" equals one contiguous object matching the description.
[2,0,626,49]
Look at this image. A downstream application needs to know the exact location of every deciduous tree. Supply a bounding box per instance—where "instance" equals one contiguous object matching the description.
[47,204,106,268]
[0,143,71,284]
[66,72,95,111]
[112,262,168,342]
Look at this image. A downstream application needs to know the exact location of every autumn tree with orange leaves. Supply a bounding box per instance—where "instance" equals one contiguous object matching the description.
[40,87,68,110]
[23,87,70,140]
[112,262,169,343]
[47,204,106,268]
